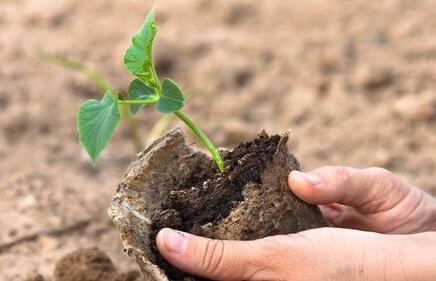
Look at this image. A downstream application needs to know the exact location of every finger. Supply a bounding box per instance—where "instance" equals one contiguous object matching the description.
[319,204,372,229]
[319,204,346,223]
[156,228,275,280]
[288,166,411,214]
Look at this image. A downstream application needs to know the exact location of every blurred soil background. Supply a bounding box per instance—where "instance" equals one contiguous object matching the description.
[1,0,435,279]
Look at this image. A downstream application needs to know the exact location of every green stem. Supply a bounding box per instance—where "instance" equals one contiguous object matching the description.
[119,98,159,105]
[119,105,143,152]
[118,95,161,152]
[85,69,112,91]
[150,56,162,94]
[174,111,224,172]
[146,114,174,145]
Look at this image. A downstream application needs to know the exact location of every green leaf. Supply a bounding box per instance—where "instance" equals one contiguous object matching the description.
[128,78,157,114]
[156,78,185,113]
[77,90,121,162]
[124,10,158,88]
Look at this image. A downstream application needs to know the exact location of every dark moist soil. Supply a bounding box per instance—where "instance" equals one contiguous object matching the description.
[149,134,282,280]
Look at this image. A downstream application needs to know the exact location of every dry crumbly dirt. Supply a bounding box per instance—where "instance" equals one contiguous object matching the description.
[0,0,435,280]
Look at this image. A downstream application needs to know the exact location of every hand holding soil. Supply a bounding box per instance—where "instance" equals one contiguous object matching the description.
[3,1,436,280]
[156,167,436,280]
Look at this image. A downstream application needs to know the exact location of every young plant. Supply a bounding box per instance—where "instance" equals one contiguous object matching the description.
[40,51,176,148]
[76,10,224,171]
[40,51,143,152]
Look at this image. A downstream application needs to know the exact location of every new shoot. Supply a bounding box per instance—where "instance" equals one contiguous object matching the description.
[77,10,224,171]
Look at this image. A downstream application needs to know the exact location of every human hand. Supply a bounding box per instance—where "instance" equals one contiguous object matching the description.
[288,166,436,233]
[156,166,436,280]
[156,227,435,280]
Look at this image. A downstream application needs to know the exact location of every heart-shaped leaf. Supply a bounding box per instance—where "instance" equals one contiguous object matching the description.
[156,78,185,113]
[124,10,158,88]
[128,78,158,114]
[77,90,121,162]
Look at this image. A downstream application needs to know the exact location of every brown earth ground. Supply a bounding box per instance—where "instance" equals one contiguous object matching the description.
[1,0,435,279]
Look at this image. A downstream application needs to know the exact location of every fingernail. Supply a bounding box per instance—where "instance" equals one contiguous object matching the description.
[292,171,322,186]
[162,228,187,254]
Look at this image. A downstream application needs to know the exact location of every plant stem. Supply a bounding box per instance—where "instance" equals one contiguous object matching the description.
[150,57,162,94]
[119,98,159,105]
[146,114,174,145]
[119,105,143,152]
[85,69,111,91]
[174,111,224,172]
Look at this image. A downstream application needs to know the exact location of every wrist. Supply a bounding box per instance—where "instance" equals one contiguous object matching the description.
[402,232,436,281]
[370,232,436,281]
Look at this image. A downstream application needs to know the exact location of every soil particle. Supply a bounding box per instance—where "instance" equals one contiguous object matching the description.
[353,65,395,91]
[53,248,140,281]
[393,90,436,122]
[0,94,9,110]
[24,273,45,281]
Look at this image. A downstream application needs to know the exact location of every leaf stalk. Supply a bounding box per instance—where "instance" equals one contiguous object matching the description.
[119,97,159,105]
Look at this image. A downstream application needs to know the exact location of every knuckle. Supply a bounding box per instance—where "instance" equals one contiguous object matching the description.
[201,239,225,275]
[330,166,353,186]
[366,167,401,190]
[257,235,286,252]
[257,235,298,261]
[366,167,392,178]
[247,236,290,278]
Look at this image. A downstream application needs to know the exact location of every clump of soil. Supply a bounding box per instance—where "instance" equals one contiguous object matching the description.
[158,134,282,231]
[53,248,139,281]
[109,129,326,281]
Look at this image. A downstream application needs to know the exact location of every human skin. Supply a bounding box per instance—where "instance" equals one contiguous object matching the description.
[156,166,436,281]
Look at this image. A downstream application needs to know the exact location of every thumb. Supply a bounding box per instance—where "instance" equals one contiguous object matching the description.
[288,166,410,212]
[288,166,436,233]
[156,228,277,280]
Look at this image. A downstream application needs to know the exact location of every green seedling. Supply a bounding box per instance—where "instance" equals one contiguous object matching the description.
[40,50,177,151]
[76,10,224,171]
[40,51,143,152]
